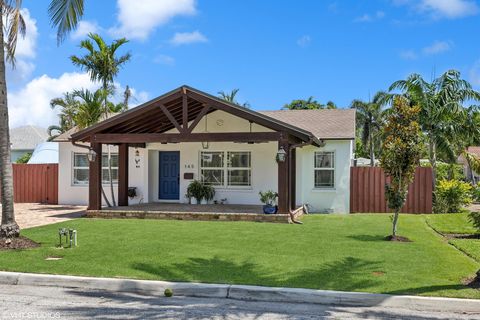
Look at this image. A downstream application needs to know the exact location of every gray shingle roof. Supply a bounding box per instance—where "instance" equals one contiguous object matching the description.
[10,125,48,150]
[259,109,356,140]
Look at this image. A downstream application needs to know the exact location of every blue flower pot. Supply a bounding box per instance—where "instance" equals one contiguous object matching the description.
[263,205,277,214]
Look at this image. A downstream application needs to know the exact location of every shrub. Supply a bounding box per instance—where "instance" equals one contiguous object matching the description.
[259,190,278,206]
[202,184,215,202]
[187,180,204,203]
[434,179,473,213]
[472,183,480,203]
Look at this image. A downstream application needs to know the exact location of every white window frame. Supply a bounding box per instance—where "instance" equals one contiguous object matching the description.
[314,151,335,189]
[71,152,119,186]
[199,151,252,189]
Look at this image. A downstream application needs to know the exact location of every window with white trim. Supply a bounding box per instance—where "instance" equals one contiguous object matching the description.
[314,151,335,188]
[72,153,119,185]
[200,151,251,187]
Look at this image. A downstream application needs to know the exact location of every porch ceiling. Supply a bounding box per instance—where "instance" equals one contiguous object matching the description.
[70,85,319,145]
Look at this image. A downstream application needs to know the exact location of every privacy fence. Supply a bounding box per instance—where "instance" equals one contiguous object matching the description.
[350,167,432,214]
[10,164,58,204]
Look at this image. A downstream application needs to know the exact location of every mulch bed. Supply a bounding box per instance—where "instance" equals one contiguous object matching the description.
[0,236,39,251]
[443,234,480,240]
[385,235,412,242]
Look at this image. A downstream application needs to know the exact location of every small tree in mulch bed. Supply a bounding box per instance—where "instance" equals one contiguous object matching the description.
[380,97,422,241]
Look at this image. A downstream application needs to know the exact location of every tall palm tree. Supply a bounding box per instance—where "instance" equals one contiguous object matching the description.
[351,92,386,167]
[71,33,131,206]
[218,89,250,108]
[73,88,106,129]
[0,0,85,238]
[48,92,79,141]
[388,70,480,188]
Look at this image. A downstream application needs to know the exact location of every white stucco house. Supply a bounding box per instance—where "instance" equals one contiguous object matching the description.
[55,86,355,214]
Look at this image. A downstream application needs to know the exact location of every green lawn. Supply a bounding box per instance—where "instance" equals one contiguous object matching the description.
[426,213,479,235]
[0,214,479,299]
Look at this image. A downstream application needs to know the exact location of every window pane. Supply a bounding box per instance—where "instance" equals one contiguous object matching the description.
[228,152,251,168]
[102,169,118,183]
[201,152,223,168]
[315,152,334,168]
[74,154,88,167]
[102,154,118,167]
[201,169,224,185]
[228,169,251,186]
[315,170,334,188]
[73,168,89,185]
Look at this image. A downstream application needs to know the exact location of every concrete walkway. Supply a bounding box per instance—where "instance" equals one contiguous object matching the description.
[13,203,85,228]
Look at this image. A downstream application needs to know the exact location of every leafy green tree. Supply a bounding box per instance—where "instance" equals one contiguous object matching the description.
[48,92,80,141]
[72,89,107,129]
[218,89,250,108]
[388,70,480,189]
[71,33,131,207]
[283,96,337,110]
[15,152,32,164]
[0,0,85,238]
[351,92,387,166]
[380,97,422,239]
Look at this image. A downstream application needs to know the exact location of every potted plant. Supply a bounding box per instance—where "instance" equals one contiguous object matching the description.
[259,190,278,214]
[201,184,215,204]
[187,180,203,204]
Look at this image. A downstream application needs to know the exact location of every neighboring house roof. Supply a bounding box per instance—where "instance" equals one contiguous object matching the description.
[260,109,356,140]
[458,146,480,165]
[57,86,356,143]
[28,142,59,164]
[10,125,48,150]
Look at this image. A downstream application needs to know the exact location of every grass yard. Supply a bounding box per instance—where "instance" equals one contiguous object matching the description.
[0,214,479,299]
[426,213,479,235]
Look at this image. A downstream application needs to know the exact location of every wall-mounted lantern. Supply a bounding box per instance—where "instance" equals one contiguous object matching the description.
[276,147,287,162]
[87,148,97,162]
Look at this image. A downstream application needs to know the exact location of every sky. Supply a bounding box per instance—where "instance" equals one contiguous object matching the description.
[7,0,480,128]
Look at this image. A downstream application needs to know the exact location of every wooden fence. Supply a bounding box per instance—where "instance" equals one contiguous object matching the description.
[350,167,432,213]
[10,164,58,204]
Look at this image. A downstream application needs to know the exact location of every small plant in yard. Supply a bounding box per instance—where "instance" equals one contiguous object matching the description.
[202,184,216,203]
[187,180,204,204]
[380,97,422,241]
[259,190,278,214]
[434,179,473,213]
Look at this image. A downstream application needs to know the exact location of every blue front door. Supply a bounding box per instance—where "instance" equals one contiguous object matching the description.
[159,151,180,200]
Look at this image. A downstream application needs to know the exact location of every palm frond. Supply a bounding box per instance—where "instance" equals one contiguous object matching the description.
[48,0,84,44]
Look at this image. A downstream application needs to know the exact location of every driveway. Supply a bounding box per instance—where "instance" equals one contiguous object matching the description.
[0,284,477,320]
[13,203,86,229]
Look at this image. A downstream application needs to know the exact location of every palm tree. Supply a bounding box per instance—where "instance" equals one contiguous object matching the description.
[283,97,337,110]
[71,33,131,206]
[48,92,79,141]
[218,89,250,108]
[73,89,106,129]
[0,0,85,238]
[351,92,386,167]
[388,70,480,188]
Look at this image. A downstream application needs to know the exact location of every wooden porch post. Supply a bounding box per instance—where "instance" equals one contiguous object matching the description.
[118,143,129,206]
[290,148,296,210]
[277,135,290,214]
[88,142,102,210]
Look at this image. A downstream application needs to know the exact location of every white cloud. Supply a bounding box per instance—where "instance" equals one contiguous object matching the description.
[7,8,38,83]
[8,72,97,128]
[394,0,479,19]
[110,0,197,40]
[297,35,311,47]
[354,11,385,22]
[399,49,418,60]
[71,20,100,40]
[153,54,175,66]
[170,30,208,45]
[422,40,453,55]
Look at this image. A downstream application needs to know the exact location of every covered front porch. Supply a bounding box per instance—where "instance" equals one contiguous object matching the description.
[86,203,304,223]
[70,86,320,219]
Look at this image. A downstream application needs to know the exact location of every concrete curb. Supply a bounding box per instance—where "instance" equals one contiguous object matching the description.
[0,271,479,313]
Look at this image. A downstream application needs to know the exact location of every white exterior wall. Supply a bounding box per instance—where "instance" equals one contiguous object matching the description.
[58,110,353,212]
[295,140,353,214]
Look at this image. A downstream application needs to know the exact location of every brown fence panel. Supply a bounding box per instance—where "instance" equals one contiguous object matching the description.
[350,167,432,213]
[10,164,58,204]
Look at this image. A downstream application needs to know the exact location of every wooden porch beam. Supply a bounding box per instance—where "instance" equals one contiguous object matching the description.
[88,142,102,210]
[187,104,210,133]
[277,134,290,214]
[182,93,188,131]
[118,143,129,206]
[92,132,282,143]
[159,103,184,133]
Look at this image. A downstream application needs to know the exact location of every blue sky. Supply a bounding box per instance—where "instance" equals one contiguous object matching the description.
[8,0,480,128]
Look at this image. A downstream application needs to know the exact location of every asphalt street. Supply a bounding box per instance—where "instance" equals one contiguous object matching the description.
[0,284,478,319]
